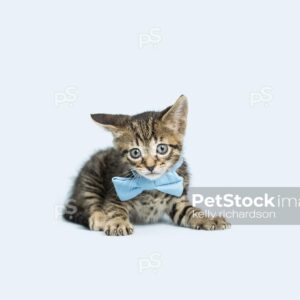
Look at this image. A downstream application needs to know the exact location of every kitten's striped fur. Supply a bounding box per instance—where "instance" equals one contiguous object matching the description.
[63,95,230,235]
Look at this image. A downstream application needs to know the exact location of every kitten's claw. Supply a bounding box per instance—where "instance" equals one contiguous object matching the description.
[104,219,134,236]
[190,216,231,231]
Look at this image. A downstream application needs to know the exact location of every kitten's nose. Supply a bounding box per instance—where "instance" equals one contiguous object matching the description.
[146,165,155,172]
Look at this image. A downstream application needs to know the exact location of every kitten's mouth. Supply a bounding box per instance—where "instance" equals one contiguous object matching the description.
[145,173,161,179]
[138,171,164,180]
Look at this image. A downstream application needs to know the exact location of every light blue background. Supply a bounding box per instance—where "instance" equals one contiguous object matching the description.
[0,1,299,299]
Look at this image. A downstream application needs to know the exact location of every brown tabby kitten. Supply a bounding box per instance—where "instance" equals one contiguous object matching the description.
[63,95,230,235]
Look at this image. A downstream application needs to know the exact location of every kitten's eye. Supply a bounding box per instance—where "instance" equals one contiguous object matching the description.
[157,144,168,155]
[129,148,141,159]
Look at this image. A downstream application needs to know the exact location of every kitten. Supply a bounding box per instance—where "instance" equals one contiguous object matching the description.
[63,95,230,235]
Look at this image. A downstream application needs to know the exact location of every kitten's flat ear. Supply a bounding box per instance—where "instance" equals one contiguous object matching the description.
[160,95,188,134]
[90,113,129,135]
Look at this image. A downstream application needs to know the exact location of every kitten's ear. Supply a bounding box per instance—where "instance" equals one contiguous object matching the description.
[90,113,129,136]
[160,95,188,134]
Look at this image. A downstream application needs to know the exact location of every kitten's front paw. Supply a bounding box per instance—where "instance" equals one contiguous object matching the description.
[190,216,231,230]
[104,218,134,236]
[89,211,106,231]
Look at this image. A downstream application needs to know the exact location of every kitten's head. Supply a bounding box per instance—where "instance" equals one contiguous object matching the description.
[91,95,188,180]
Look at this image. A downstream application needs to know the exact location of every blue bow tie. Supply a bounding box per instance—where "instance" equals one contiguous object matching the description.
[112,157,184,201]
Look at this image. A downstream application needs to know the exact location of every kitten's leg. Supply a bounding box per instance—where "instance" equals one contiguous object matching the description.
[166,196,230,230]
[81,193,107,231]
[103,202,134,236]
[89,210,107,231]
